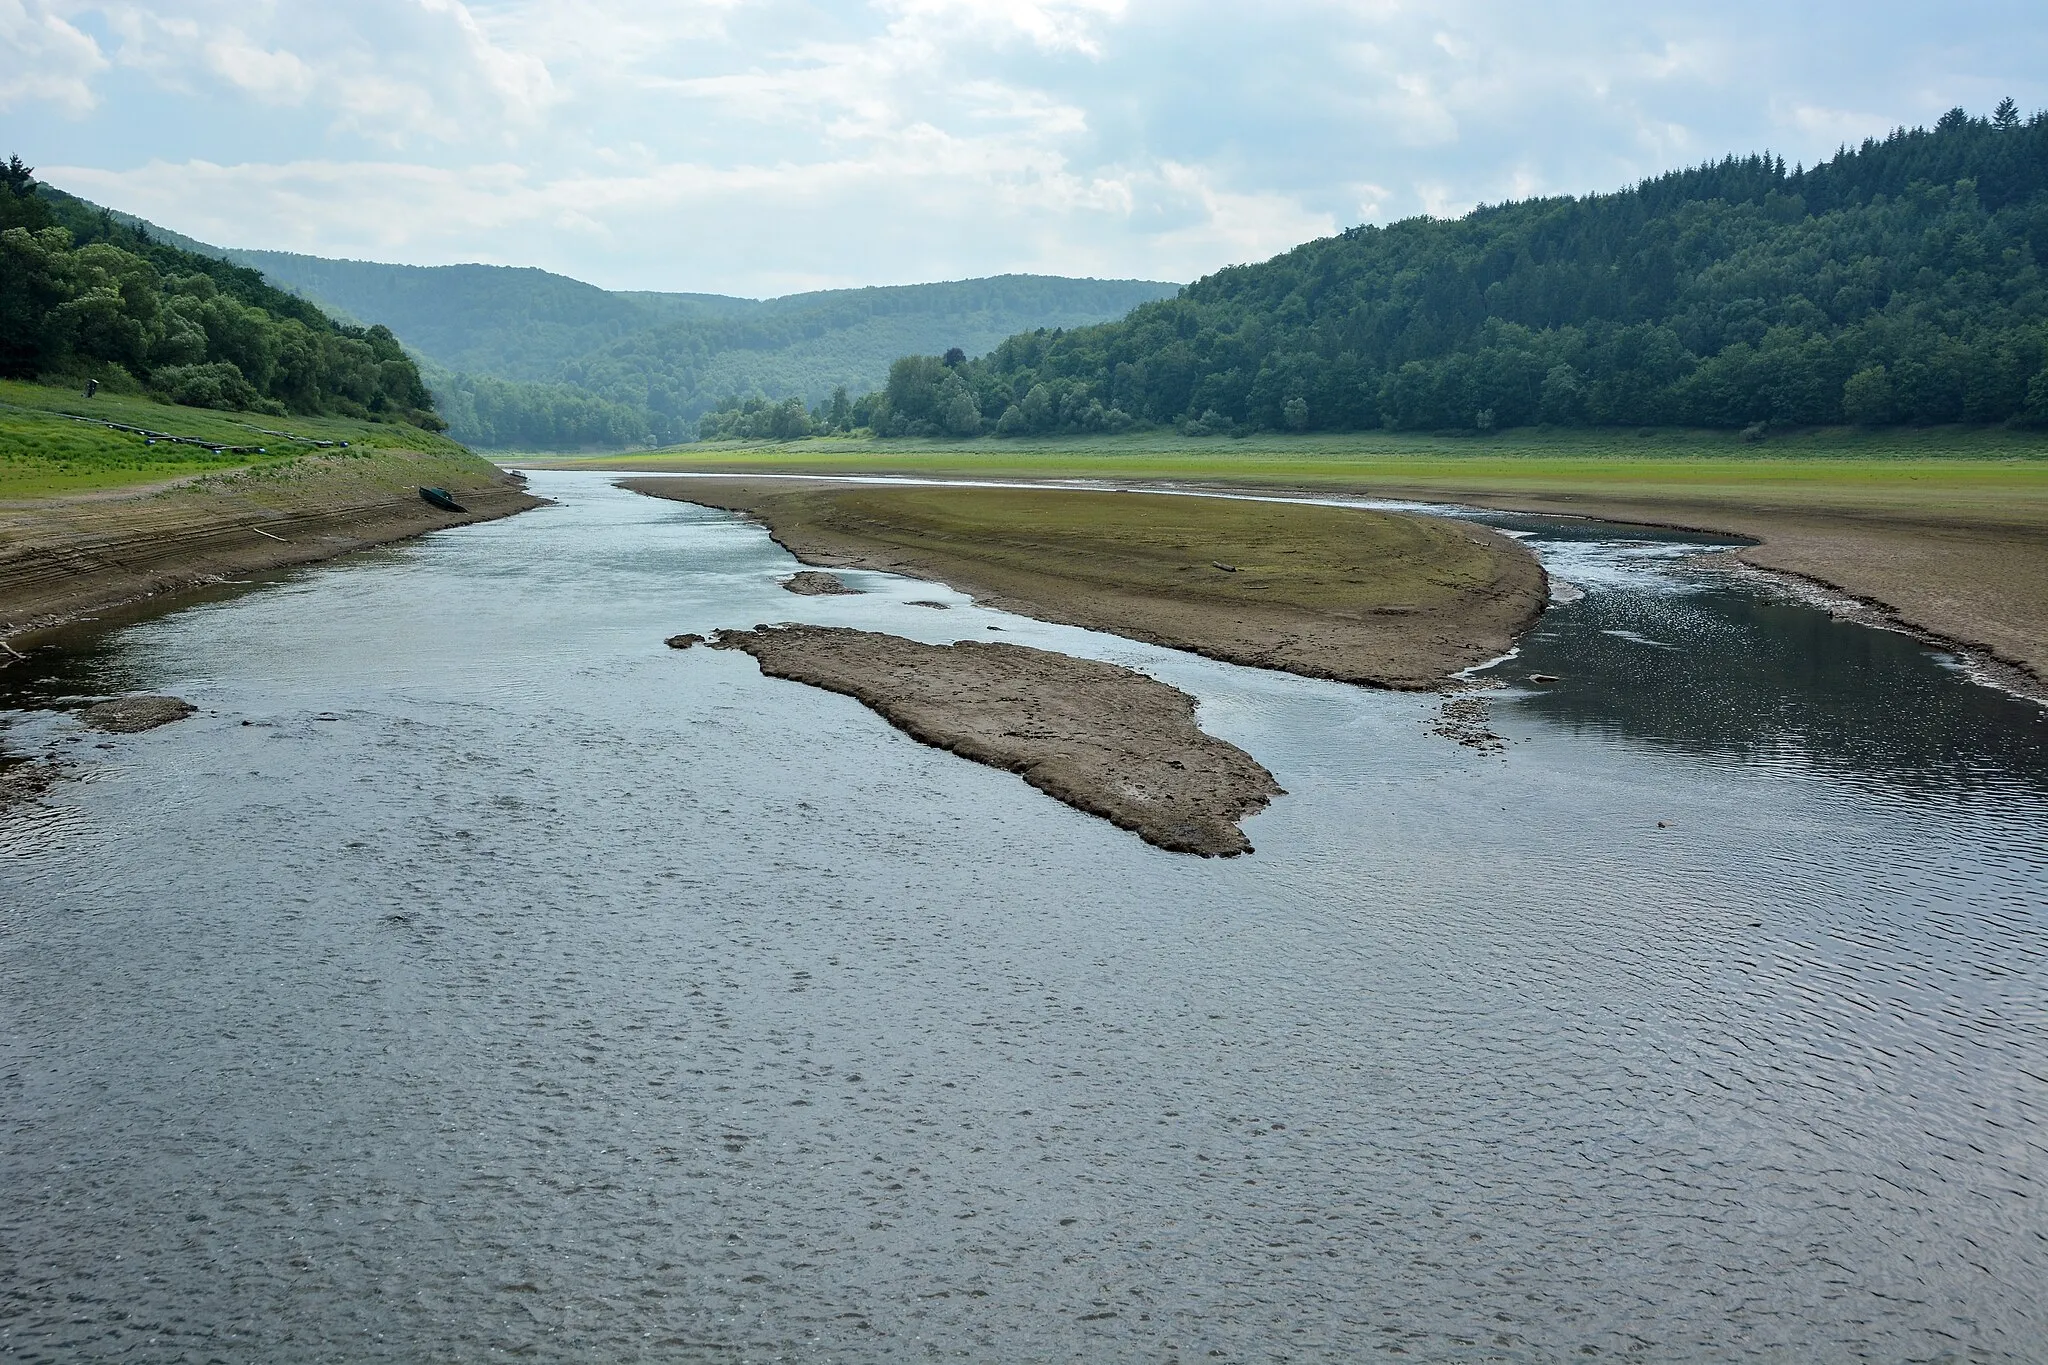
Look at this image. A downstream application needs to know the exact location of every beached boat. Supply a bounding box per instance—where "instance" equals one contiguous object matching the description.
[418,486,467,513]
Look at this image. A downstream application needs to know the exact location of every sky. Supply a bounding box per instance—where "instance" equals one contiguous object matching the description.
[6,1,2048,297]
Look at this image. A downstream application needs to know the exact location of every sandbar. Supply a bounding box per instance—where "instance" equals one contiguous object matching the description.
[706,624,1283,855]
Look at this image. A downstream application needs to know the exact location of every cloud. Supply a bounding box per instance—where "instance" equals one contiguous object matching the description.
[202,32,315,104]
[15,1,2048,294]
[74,0,556,144]
[0,0,108,115]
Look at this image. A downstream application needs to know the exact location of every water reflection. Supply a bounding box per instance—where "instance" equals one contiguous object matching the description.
[1493,557,2048,790]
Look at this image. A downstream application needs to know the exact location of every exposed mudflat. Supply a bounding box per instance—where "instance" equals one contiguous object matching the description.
[781,570,859,596]
[627,479,1547,689]
[704,623,1283,855]
[79,695,196,733]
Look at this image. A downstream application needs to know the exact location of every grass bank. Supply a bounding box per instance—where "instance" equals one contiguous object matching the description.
[534,426,2048,526]
[1,383,538,640]
[0,378,461,499]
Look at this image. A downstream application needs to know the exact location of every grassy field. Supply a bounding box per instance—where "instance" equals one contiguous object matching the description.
[0,379,468,499]
[544,423,2048,468]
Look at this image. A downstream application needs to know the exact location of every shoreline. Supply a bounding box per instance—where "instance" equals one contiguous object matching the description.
[598,465,2047,702]
[1358,488,2048,704]
[1,451,541,647]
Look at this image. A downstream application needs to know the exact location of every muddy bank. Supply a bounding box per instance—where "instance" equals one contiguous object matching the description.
[628,480,1547,689]
[0,450,540,642]
[705,624,1283,855]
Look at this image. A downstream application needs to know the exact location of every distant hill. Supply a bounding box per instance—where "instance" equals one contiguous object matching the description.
[217,251,1179,448]
[864,101,2048,438]
[36,191,1177,449]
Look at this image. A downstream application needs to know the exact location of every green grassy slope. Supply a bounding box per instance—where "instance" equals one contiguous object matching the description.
[0,379,474,499]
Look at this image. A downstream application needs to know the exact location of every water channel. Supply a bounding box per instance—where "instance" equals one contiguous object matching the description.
[3,470,2044,1362]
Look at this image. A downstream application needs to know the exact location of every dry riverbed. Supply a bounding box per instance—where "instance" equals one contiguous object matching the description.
[698,624,1283,855]
[628,479,1548,689]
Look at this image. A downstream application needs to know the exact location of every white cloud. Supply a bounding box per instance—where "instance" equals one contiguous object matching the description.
[0,0,108,115]
[203,32,314,103]
[880,0,1127,57]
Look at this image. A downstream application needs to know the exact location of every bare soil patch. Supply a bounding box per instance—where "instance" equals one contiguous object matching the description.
[782,570,859,596]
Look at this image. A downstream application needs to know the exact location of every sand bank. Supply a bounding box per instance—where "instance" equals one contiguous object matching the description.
[706,624,1283,855]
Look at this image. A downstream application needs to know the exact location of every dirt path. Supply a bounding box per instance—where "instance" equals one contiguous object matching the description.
[630,479,1548,689]
[704,624,1284,855]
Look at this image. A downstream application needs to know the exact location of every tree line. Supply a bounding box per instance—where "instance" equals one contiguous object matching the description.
[854,102,2048,439]
[1,161,441,427]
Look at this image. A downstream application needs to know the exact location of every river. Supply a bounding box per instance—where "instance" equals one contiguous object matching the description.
[3,469,2044,1362]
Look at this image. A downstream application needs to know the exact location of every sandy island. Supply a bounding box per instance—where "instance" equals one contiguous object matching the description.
[629,479,1549,689]
[703,624,1283,855]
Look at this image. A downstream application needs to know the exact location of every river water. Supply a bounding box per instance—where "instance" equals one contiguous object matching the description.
[2,470,2044,1363]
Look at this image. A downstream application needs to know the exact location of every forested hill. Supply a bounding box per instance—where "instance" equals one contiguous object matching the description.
[1,167,438,426]
[868,102,2048,438]
[221,251,1178,448]
[216,252,748,377]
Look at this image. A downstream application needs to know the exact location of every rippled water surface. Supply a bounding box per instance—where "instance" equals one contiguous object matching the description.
[3,471,2045,1362]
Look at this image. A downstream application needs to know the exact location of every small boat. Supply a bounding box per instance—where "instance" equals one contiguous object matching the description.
[419,486,467,513]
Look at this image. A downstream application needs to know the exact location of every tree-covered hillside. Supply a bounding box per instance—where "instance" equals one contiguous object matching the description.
[868,103,2048,438]
[1,164,439,427]
[228,251,1177,448]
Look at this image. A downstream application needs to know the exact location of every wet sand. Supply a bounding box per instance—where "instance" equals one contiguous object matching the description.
[705,624,1284,855]
[0,451,540,643]
[629,480,1548,689]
